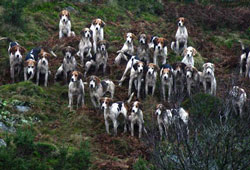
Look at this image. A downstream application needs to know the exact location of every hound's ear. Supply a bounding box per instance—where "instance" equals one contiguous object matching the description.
[124,33,127,40]
[138,102,143,110]
[211,63,215,71]
[70,47,77,56]
[86,76,90,82]
[78,71,83,80]
[20,46,27,55]
[132,62,138,71]
[193,66,198,73]
[62,47,66,56]
[24,60,29,67]
[97,41,101,48]
[33,60,37,65]
[100,97,105,103]
[108,98,113,106]
[101,20,106,27]
[192,48,197,56]
[163,38,167,47]
[105,41,109,49]
[183,48,188,56]
[145,35,149,44]
[9,46,16,54]
[132,33,136,40]
[80,29,85,36]
[154,64,160,71]
[92,19,97,25]
[181,62,187,70]
[95,76,101,84]
[90,29,93,36]
[59,11,62,18]
[172,63,177,69]
[153,37,158,46]
[202,63,207,69]
[67,12,70,20]
[160,68,163,77]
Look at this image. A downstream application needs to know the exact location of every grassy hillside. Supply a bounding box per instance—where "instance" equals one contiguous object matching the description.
[0,0,250,169]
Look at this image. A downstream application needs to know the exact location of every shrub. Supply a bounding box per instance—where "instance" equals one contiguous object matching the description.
[133,157,151,170]
[0,0,33,26]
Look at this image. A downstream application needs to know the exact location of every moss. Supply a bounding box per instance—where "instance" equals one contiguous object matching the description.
[194,52,205,70]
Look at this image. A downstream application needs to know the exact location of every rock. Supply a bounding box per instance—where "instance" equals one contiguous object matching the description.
[0,121,16,133]
[0,139,6,147]
[16,105,30,112]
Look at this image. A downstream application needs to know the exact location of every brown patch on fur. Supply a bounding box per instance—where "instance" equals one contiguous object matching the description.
[60,10,70,19]
[25,59,36,67]
[62,46,77,56]
[178,17,185,23]
[157,37,167,47]
[10,45,27,55]
[92,18,105,27]
[97,40,109,49]
[173,62,186,71]
[94,76,101,85]
[134,101,142,110]
[72,71,83,81]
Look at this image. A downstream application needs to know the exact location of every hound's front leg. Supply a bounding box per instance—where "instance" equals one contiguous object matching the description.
[145,81,149,96]
[68,92,73,111]
[105,119,110,134]
[131,121,135,137]
[152,83,156,96]
[168,85,172,102]
[10,66,15,83]
[139,122,142,138]
[137,79,142,99]
[44,71,48,87]
[159,124,163,140]
[113,120,118,136]
[64,71,68,84]
[36,70,40,85]
[162,85,166,102]
[128,77,133,96]
[77,95,82,110]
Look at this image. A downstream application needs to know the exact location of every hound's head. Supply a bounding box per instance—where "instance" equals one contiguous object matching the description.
[185,65,198,79]
[88,75,101,89]
[125,32,136,44]
[133,61,144,73]
[81,27,92,38]
[147,63,159,75]
[92,18,105,31]
[183,46,197,58]
[59,10,70,23]
[153,37,167,51]
[97,40,109,53]
[132,101,142,113]
[100,97,113,110]
[172,62,186,76]
[39,50,50,65]
[160,65,173,81]
[10,45,26,60]
[178,17,185,27]
[62,46,76,60]
[203,62,215,76]
[138,34,148,45]
[71,71,83,82]
[155,104,165,115]
[25,59,36,75]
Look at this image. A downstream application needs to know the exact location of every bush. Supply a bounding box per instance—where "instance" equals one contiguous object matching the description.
[133,157,151,170]
[0,0,33,26]
[182,93,222,118]
[0,129,92,170]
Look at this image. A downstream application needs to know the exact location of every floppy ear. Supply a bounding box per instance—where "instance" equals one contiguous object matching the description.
[101,20,106,27]
[154,64,160,71]
[105,41,109,49]
[97,41,101,48]
[70,47,77,56]
[67,12,70,20]
[183,48,188,56]
[124,33,127,40]
[95,76,101,85]
[153,37,158,46]
[86,76,91,83]
[20,46,27,55]
[89,29,93,36]
[33,60,37,65]
[92,19,97,25]
[108,98,113,106]
[62,47,67,56]
[132,62,138,71]
[78,71,83,80]
[211,63,215,71]
[24,60,29,67]
[172,63,177,70]
[163,38,167,47]
[202,63,207,69]
[181,62,187,71]
[9,46,16,54]
[160,68,163,77]
[80,29,85,36]
[138,102,143,110]
[132,33,136,40]
[192,48,197,56]
[100,97,105,104]
[59,11,62,18]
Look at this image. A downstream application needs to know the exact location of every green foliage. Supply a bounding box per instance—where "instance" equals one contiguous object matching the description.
[182,93,222,118]
[133,157,151,170]
[0,129,92,170]
[0,0,33,26]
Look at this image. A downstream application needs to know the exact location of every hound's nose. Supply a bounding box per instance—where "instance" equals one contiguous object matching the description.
[90,84,93,88]
[71,78,74,82]
[178,23,181,26]
[101,47,105,51]
[87,34,90,37]
[16,54,20,58]
[158,46,160,49]
[101,106,104,110]
[42,60,46,64]
[63,19,66,22]
[96,27,98,30]
[164,77,167,80]
[177,70,180,73]
[207,71,210,75]
[132,109,135,113]
[187,54,190,57]
[140,40,143,44]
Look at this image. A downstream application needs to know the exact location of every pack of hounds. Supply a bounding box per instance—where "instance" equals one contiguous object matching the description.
[7,10,248,139]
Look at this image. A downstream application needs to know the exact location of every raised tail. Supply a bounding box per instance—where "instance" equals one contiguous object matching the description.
[239,40,245,50]
[127,92,134,104]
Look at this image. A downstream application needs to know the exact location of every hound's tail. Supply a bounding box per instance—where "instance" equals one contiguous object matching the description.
[127,92,134,104]
[239,40,245,50]
[123,52,133,60]
[0,37,12,42]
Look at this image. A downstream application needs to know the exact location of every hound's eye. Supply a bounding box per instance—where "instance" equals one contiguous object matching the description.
[32,66,34,68]
[85,31,87,33]
[135,105,138,108]
[105,102,107,104]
